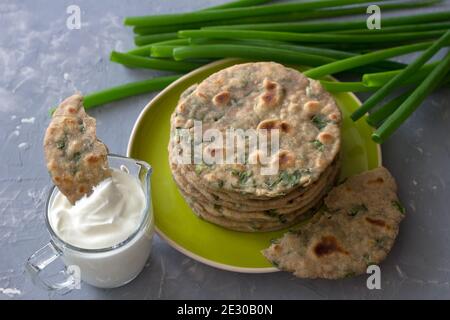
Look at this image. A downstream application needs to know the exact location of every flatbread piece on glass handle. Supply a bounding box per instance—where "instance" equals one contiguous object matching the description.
[43,94,111,205]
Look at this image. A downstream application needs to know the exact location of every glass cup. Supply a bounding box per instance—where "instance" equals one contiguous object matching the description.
[26,154,154,291]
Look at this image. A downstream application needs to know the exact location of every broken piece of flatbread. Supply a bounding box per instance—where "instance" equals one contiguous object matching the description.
[44,94,111,204]
[262,167,405,279]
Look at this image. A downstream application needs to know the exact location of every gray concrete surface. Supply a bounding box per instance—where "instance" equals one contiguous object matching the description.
[1,0,450,300]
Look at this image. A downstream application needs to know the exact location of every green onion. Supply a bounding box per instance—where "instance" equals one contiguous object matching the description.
[124,0,383,27]
[367,75,450,127]
[362,62,439,87]
[49,75,180,114]
[155,40,400,73]
[188,38,405,71]
[319,81,372,92]
[134,24,212,36]
[102,0,448,146]
[151,45,177,58]
[134,32,178,46]
[362,63,450,91]
[205,10,450,33]
[156,43,399,74]
[110,51,203,72]
[303,41,443,79]
[132,1,440,35]
[172,44,336,66]
[258,41,356,60]
[205,0,272,10]
[188,38,357,59]
[309,42,415,52]
[127,43,154,56]
[127,39,189,56]
[179,29,445,44]
[361,62,449,93]
[84,76,180,109]
[352,30,450,121]
[366,91,411,127]
[335,21,450,35]
[372,53,450,143]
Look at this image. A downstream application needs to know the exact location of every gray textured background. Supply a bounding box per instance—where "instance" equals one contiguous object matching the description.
[1,0,450,300]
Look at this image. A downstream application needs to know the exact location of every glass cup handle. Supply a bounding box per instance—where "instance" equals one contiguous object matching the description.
[25,241,80,293]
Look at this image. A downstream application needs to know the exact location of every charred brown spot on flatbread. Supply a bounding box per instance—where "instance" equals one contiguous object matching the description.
[328,112,340,122]
[365,217,390,229]
[313,236,349,257]
[318,132,334,144]
[86,154,101,164]
[177,103,187,113]
[276,150,296,169]
[261,92,277,106]
[196,91,208,100]
[279,122,292,134]
[213,91,231,106]
[254,78,285,113]
[304,100,321,113]
[257,119,292,134]
[272,244,282,253]
[263,78,279,91]
[207,146,225,158]
[257,119,278,130]
[173,117,186,128]
[366,177,385,185]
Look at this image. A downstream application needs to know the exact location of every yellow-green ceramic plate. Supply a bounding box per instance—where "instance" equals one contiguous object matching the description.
[127,59,381,273]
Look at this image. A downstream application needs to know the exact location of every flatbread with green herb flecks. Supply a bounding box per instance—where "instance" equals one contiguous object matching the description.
[262,167,405,279]
[169,62,341,198]
[171,156,339,211]
[169,136,341,208]
[171,157,339,218]
[176,184,321,232]
[172,165,333,224]
[44,94,111,205]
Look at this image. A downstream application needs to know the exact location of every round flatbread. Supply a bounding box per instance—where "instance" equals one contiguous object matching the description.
[169,62,341,198]
[262,167,405,279]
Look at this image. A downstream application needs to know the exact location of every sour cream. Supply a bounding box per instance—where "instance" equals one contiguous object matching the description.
[49,169,146,250]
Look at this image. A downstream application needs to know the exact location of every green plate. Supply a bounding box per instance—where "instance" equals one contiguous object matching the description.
[127,59,381,273]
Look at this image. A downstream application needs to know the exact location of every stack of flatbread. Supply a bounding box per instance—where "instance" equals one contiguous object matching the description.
[168,62,342,232]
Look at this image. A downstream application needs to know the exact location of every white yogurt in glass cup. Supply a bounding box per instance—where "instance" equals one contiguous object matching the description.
[26,154,154,290]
